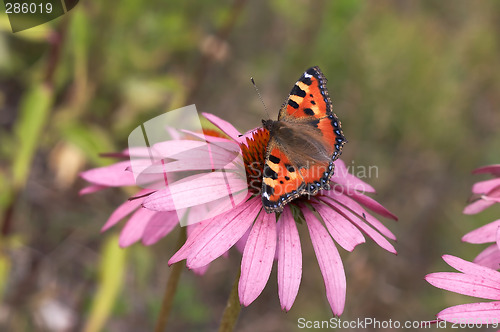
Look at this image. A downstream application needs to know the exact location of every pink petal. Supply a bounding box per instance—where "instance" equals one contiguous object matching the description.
[472,178,500,195]
[473,244,500,270]
[192,264,210,276]
[497,227,500,251]
[181,129,235,143]
[239,212,277,306]
[463,199,496,215]
[323,197,397,254]
[80,161,136,187]
[236,128,261,145]
[277,207,302,311]
[170,198,261,269]
[141,211,179,246]
[119,208,157,247]
[79,184,107,195]
[142,171,248,211]
[442,255,500,281]
[324,191,396,241]
[138,141,241,174]
[169,219,209,265]
[331,160,376,193]
[152,140,206,157]
[462,219,500,244]
[101,189,154,231]
[343,189,398,221]
[437,302,500,324]
[235,227,251,254]
[425,272,500,300]
[472,165,500,176]
[312,201,365,252]
[202,112,244,143]
[304,208,346,316]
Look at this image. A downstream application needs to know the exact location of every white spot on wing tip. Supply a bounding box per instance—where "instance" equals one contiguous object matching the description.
[304,73,312,78]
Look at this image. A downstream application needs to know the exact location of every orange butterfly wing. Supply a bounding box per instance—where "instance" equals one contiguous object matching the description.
[262,66,346,213]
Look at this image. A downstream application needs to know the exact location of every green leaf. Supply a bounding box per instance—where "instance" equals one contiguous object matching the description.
[83,234,127,332]
[12,84,53,189]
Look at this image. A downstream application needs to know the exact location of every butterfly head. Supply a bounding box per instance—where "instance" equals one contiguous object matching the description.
[261,119,273,131]
[262,119,284,135]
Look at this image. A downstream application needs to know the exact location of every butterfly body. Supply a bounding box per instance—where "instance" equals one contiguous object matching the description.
[261,66,346,213]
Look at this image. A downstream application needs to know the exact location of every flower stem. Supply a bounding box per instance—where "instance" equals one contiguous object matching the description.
[218,269,242,332]
[154,227,186,332]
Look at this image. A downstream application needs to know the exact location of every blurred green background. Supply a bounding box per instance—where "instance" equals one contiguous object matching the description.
[1,0,500,331]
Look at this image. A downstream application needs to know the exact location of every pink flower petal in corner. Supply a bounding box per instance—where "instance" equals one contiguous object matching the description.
[80,161,136,187]
[442,255,500,281]
[473,244,500,270]
[425,272,500,300]
[239,212,277,306]
[437,302,500,324]
[277,207,302,312]
[202,112,244,143]
[472,178,500,195]
[463,199,495,215]
[119,208,158,247]
[304,208,346,316]
[462,219,500,244]
[472,164,500,176]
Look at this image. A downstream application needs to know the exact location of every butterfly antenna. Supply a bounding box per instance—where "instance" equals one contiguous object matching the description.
[251,77,271,119]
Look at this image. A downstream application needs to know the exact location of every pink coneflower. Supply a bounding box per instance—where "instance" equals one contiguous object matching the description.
[425,255,500,324]
[81,112,398,314]
[461,165,500,269]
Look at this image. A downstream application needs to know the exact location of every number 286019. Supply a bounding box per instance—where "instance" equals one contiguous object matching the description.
[5,2,53,14]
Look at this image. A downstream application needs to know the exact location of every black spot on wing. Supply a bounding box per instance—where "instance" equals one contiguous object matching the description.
[303,108,314,116]
[288,99,299,109]
[290,84,306,98]
[285,164,295,173]
[263,164,278,180]
[269,155,280,164]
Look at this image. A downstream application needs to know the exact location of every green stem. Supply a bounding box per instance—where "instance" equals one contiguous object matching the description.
[218,269,242,332]
[154,228,186,332]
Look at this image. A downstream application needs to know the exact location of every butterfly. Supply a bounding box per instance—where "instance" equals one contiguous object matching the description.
[261,66,346,213]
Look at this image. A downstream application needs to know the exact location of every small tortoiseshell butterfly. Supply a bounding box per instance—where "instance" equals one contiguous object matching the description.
[261,66,346,213]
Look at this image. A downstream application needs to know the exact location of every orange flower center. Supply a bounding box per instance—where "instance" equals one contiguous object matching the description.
[239,128,269,194]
